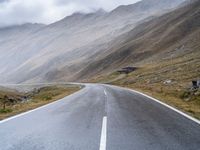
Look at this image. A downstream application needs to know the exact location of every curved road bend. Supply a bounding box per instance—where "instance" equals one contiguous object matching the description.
[0,84,200,150]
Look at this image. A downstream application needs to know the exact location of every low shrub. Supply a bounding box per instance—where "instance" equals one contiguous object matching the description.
[0,108,12,113]
[42,95,52,101]
[180,91,191,99]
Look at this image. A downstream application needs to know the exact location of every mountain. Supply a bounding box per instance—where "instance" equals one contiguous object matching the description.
[77,0,200,80]
[0,0,185,83]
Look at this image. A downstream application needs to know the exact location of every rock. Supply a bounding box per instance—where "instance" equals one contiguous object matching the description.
[163,80,172,85]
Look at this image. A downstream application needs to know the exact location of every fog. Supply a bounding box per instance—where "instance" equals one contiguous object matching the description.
[0,0,140,27]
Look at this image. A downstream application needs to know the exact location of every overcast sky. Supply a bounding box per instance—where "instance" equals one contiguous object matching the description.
[0,0,140,27]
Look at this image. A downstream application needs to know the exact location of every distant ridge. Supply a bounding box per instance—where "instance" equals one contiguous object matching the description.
[0,0,185,83]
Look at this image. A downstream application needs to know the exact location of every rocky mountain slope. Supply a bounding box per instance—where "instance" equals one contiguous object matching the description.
[0,0,185,83]
[79,0,200,80]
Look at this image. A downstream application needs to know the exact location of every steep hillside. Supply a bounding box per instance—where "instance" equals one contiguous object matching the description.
[79,0,199,79]
[0,0,185,83]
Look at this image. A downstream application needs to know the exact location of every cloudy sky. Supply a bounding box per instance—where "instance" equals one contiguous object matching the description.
[0,0,140,27]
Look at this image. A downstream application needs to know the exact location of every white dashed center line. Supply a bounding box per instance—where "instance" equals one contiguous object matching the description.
[99,116,107,150]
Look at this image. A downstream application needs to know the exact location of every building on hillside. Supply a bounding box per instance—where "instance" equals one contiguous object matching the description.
[117,67,137,74]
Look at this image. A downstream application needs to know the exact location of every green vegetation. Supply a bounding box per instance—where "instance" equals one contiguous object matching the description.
[0,108,12,113]
[0,85,80,120]
[180,89,200,102]
[0,95,10,110]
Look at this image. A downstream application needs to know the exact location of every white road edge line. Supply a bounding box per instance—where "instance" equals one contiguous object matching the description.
[103,84,200,125]
[0,98,66,124]
[99,116,107,150]
[125,87,200,125]
[0,87,84,124]
[0,85,85,124]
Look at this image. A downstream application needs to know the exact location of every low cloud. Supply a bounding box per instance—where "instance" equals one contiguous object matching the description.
[0,0,140,27]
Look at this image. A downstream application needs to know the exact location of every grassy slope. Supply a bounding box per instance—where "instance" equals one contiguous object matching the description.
[0,85,80,120]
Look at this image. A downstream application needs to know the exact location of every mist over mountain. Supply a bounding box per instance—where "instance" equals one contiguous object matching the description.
[0,0,186,83]
[77,0,199,80]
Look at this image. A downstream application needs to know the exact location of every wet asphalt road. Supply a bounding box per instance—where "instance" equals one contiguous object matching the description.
[0,84,200,150]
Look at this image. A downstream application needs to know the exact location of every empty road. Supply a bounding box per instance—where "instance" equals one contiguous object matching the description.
[0,84,200,150]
